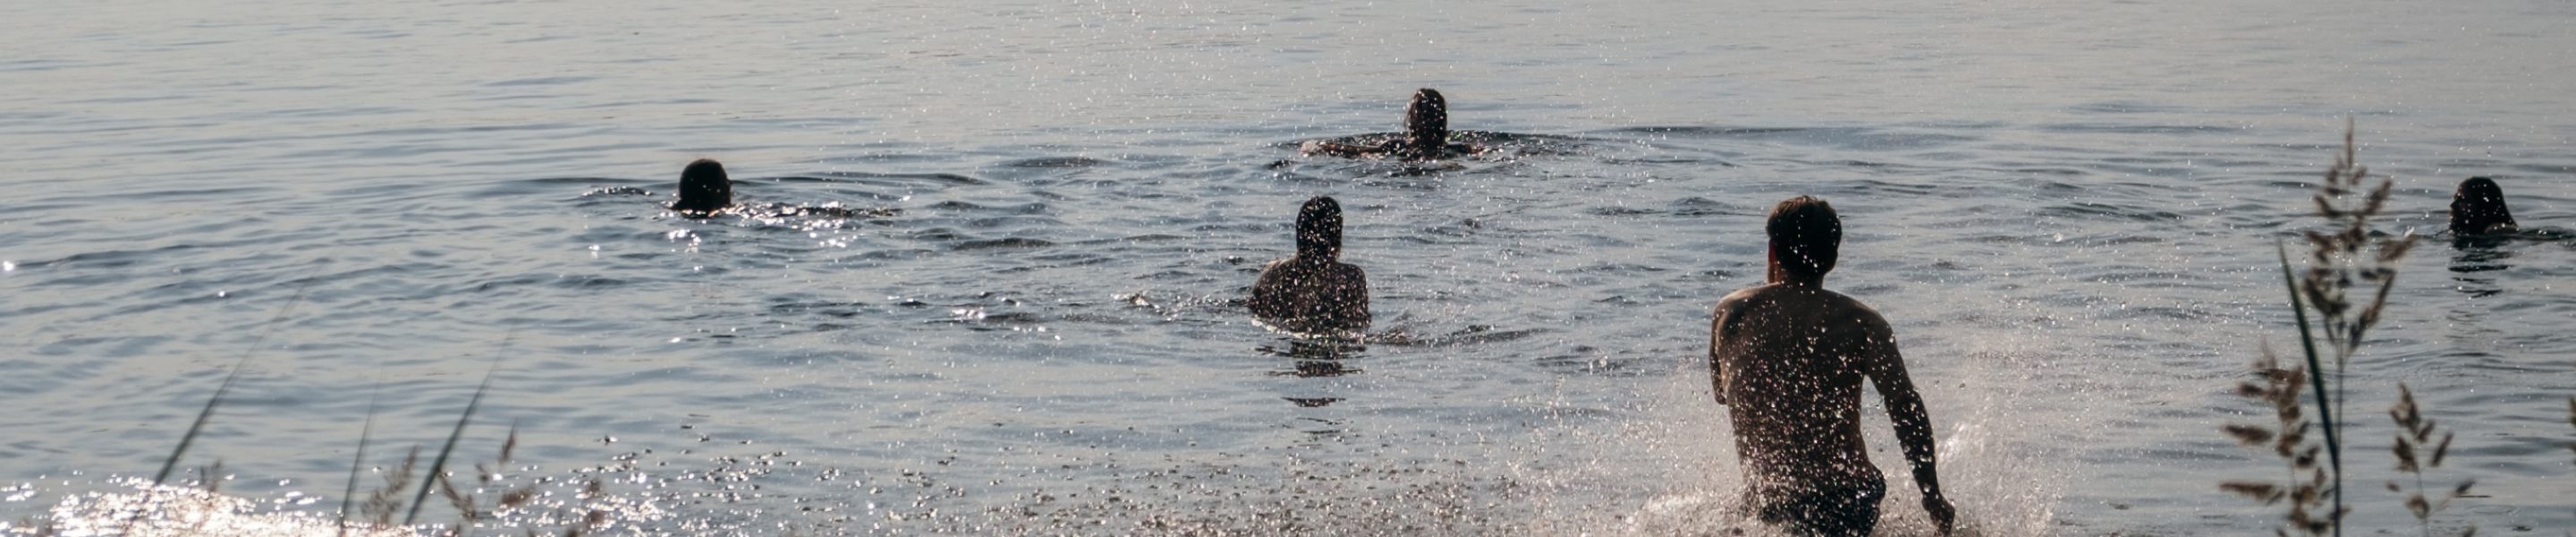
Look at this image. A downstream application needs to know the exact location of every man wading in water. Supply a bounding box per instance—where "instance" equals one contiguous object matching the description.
[1709,196,1955,536]
[1250,196,1370,337]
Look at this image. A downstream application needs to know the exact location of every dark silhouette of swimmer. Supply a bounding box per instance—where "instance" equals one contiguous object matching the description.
[2451,176,2517,235]
[673,158,733,214]
[1301,89,1477,161]
[1250,196,1371,337]
[1708,196,1953,536]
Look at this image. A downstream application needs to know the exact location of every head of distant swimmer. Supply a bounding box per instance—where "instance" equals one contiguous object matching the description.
[2451,176,2516,234]
[1403,88,1449,155]
[1295,196,1344,261]
[674,158,732,213]
[1766,196,1842,284]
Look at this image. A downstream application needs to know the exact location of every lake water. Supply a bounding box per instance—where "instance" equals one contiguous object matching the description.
[4,0,2572,534]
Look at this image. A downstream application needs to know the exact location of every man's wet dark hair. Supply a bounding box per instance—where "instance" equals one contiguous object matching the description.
[675,158,733,213]
[1402,88,1448,157]
[2451,176,2516,234]
[1296,196,1343,261]
[1767,196,1842,280]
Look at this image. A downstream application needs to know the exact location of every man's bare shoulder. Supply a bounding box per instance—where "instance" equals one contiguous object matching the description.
[1253,258,1292,280]
[1253,259,1366,291]
[1716,285,1892,327]
[1813,287,1894,332]
[1713,285,1771,311]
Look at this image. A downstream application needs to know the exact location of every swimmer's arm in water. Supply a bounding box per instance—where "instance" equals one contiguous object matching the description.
[1300,140,1386,158]
[1860,310,1954,535]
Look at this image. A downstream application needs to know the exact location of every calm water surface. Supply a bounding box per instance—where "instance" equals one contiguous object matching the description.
[4,0,2573,534]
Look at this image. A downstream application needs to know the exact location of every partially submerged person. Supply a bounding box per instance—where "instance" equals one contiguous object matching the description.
[663,158,902,221]
[2451,176,2518,235]
[673,158,733,215]
[1708,196,1954,536]
[1301,88,1479,161]
[1250,196,1371,337]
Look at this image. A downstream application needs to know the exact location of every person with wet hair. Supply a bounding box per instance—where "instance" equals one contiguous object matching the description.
[2451,176,2518,234]
[1250,196,1371,337]
[1708,196,1954,536]
[673,158,733,214]
[1301,88,1476,161]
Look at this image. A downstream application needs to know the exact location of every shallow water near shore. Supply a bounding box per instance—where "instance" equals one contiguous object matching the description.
[4,0,2574,534]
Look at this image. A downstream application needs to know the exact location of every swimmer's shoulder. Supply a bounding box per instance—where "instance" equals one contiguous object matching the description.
[1255,256,1298,277]
[1251,257,1309,294]
[1711,285,1788,335]
[1818,290,1896,341]
[1330,260,1366,280]
[1716,283,1803,309]
[1716,285,1887,323]
[1713,285,1772,315]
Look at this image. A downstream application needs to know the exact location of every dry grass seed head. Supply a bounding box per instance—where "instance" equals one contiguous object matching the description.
[2226,424,2277,447]
[2225,482,2286,505]
[366,446,423,526]
[498,486,536,510]
[2393,433,2419,473]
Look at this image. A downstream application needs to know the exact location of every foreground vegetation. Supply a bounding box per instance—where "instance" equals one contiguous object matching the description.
[2221,123,2572,537]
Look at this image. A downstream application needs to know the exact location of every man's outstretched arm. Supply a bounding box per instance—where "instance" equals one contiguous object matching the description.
[1863,322,1954,534]
[1301,140,1385,158]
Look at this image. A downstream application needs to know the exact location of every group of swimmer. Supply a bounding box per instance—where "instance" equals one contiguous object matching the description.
[657,88,2531,537]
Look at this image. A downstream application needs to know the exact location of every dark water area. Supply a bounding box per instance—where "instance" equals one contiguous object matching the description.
[4,0,2574,534]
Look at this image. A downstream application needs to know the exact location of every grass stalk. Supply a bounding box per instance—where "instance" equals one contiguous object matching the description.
[2385,383,2472,537]
[2232,121,2439,535]
[403,353,507,527]
[118,274,318,537]
[337,382,383,537]
[150,277,317,485]
[2281,240,2343,534]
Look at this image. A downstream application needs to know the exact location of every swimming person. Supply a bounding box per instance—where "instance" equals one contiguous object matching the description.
[1250,196,1371,337]
[1708,196,1954,536]
[673,158,733,214]
[1301,88,1475,161]
[2451,176,2518,234]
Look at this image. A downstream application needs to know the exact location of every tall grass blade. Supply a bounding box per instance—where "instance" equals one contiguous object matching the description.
[151,360,247,487]
[337,382,383,537]
[151,276,318,485]
[2280,240,2342,535]
[403,346,509,527]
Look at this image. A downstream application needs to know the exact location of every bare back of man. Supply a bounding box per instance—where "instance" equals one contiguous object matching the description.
[1250,196,1371,338]
[1710,196,1953,536]
[1250,258,1369,335]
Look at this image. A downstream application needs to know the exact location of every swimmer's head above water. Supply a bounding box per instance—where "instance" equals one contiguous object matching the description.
[1765,195,1843,285]
[1402,88,1449,158]
[1296,195,1344,261]
[674,158,733,214]
[2451,176,2517,234]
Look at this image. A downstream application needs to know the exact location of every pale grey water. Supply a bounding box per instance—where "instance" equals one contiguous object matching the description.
[3,0,2573,534]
